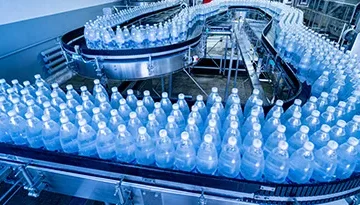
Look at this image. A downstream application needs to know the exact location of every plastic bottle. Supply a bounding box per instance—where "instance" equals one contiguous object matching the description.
[0,96,12,114]
[264,140,289,183]
[0,79,11,94]
[160,92,172,116]
[185,118,201,150]
[91,107,108,131]
[188,105,204,134]
[35,90,50,108]
[266,100,284,121]
[240,138,264,181]
[242,122,262,154]
[52,83,67,101]
[288,125,310,155]
[222,108,239,135]
[312,140,338,182]
[7,88,20,103]
[174,132,196,172]
[301,96,317,121]
[227,98,244,125]
[59,103,76,124]
[203,119,221,151]
[195,95,208,121]
[135,126,155,165]
[108,109,124,133]
[80,86,94,104]
[66,84,81,104]
[212,96,225,120]
[345,115,360,139]
[329,120,347,145]
[328,88,339,107]
[43,101,60,123]
[94,86,108,107]
[206,87,220,111]
[36,81,51,99]
[143,90,154,113]
[310,124,331,150]
[288,141,314,184]
[284,111,302,138]
[11,79,23,94]
[334,101,347,122]
[20,89,35,104]
[343,96,357,122]
[96,121,116,160]
[196,134,218,175]
[93,79,108,99]
[155,129,175,169]
[335,137,359,179]
[218,136,241,178]
[152,102,167,129]
[34,74,51,90]
[244,89,260,117]
[281,99,302,124]
[205,106,222,131]
[303,110,321,136]
[317,92,329,113]
[320,106,336,127]
[222,121,241,147]
[77,119,98,157]
[50,92,65,111]
[146,113,161,142]
[135,100,149,125]
[115,124,136,163]
[250,99,265,125]
[59,116,79,154]
[225,88,241,112]
[12,97,27,117]
[241,109,260,139]
[109,87,122,109]
[126,89,138,111]
[261,111,281,141]
[165,115,181,145]
[66,93,80,113]
[82,95,95,116]
[170,103,186,130]
[23,81,37,98]
[263,125,287,157]
[177,93,190,119]
[118,99,132,123]
[41,114,61,151]
[98,95,112,118]
[311,71,329,97]
[24,112,43,148]
[127,111,142,137]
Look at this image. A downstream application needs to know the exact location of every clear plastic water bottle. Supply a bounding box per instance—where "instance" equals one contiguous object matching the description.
[240,138,264,181]
[0,111,11,143]
[263,125,286,157]
[222,121,241,148]
[177,93,190,119]
[110,87,123,109]
[43,101,60,123]
[59,103,76,124]
[35,90,49,108]
[0,96,12,114]
[135,100,149,125]
[241,109,260,139]
[115,124,136,163]
[343,96,357,122]
[281,99,302,124]
[0,79,11,94]
[205,106,222,131]
[96,121,116,160]
[288,141,314,184]
[91,107,108,131]
[77,119,98,157]
[212,96,225,120]
[118,99,132,123]
[146,113,161,142]
[206,87,220,111]
[160,92,172,116]
[242,122,262,153]
[250,99,265,125]
[335,137,359,179]
[98,96,112,118]
[329,120,347,145]
[12,98,27,117]
[345,115,360,139]
[225,88,240,112]
[196,134,218,175]
[24,112,43,148]
[261,111,281,141]
[303,110,321,136]
[34,74,51,90]
[288,125,309,155]
[218,136,241,178]
[312,71,329,97]
[36,82,51,99]
[301,96,317,121]
[174,132,196,172]
[165,115,181,145]
[264,140,289,183]
[66,84,81,104]
[170,103,186,131]
[203,119,221,151]
[59,116,79,154]
[222,108,239,135]
[66,93,80,113]
[52,83,67,101]
[266,100,284,121]
[244,89,260,117]
[155,129,175,169]
[127,111,142,137]
[135,126,155,165]
[153,102,167,129]
[317,92,329,113]
[93,79,108,99]
[50,92,65,111]
[320,106,336,127]
[7,88,20,103]
[312,140,338,182]
[185,118,201,150]
[126,89,138,111]
[108,109,124,133]
[143,90,154,113]
[188,105,204,134]
[284,111,302,138]
[82,95,95,116]
[80,86,94,104]
[94,87,108,107]
[41,114,61,151]
[195,95,208,121]
[328,88,339,107]
[310,122,330,148]
[11,79,23,94]
[23,81,37,98]
[20,89,35,104]
[227,98,244,125]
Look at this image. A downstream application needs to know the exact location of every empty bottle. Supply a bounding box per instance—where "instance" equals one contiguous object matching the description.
[41,114,61,151]
[288,125,310,155]
[206,87,220,111]
[59,103,76,124]
[59,116,79,154]
[345,115,360,139]
[135,100,149,125]
[195,95,208,121]
[174,132,196,171]
[66,84,81,104]
[50,92,65,111]
[143,90,154,113]
[0,96,12,114]
[127,111,142,137]
[329,120,347,145]
[12,97,27,117]
[126,89,138,111]
[82,95,95,116]
[263,125,287,157]
[262,111,281,141]
[155,129,175,169]
[335,137,359,179]
[24,112,44,148]
[281,99,302,124]
[146,113,161,142]
[110,87,123,109]
[7,110,28,145]
[115,124,136,163]
[177,93,190,119]
[160,92,172,116]
[52,83,67,101]
[0,112,11,143]
[77,119,98,157]
[288,141,314,184]
[312,140,338,182]
[91,107,108,131]
[225,88,241,112]
[98,96,112,118]
[266,100,284,121]
[218,136,241,178]
[320,106,336,127]
[242,122,262,153]
[317,92,329,113]
[264,140,289,183]
[310,123,331,149]
[135,126,155,165]
[284,111,302,138]
[301,96,317,121]
[66,93,80,113]
[244,89,260,117]
[43,101,60,123]
[196,134,218,175]
[241,109,260,139]
[240,138,264,181]
[93,79,108,99]
[118,99,132,123]
[153,102,167,128]
[96,121,116,160]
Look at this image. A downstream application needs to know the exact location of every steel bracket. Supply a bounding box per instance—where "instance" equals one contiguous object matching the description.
[19,166,47,197]
[114,178,133,205]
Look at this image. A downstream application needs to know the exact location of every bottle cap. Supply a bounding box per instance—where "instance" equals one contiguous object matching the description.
[127,89,133,95]
[41,115,50,121]
[43,101,51,108]
[215,96,222,102]
[60,117,69,124]
[320,92,329,98]
[99,96,107,103]
[52,83,59,89]
[327,140,338,150]
[211,87,218,93]
[35,90,43,96]
[233,98,240,104]
[300,125,309,134]
[253,138,262,148]
[309,96,317,103]
[327,106,335,113]
[256,99,263,106]
[349,96,356,103]
[76,105,84,112]
[191,106,199,112]
[294,99,302,105]
[98,121,106,129]
[34,74,41,79]
[178,93,185,99]
[154,102,161,108]
[230,108,237,115]
[117,124,126,132]
[210,107,217,114]
[11,79,19,85]
[352,115,360,123]
[348,137,359,146]
[138,126,146,135]
[336,120,346,128]
[143,90,150,96]
[303,141,314,151]
[129,112,137,119]
[109,87,117,93]
[92,107,100,114]
[7,88,14,94]
[311,110,320,117]
[78,119,87,126]
[321,124,331,132]
[278,140,288,150]
[250,109,259,117]
[119,99,127,105]
[12,98,20,104]
[66,84,73,90]
[187,117,195,125]
[26,100,35,106]
[204,134,213,143]
[196,95,203,101]
[23,81,30,86]
[209,119,217,127]
[293,111,302,119]
[253,89,260,95]
[230,121,238,129]
[338,101,346,108]
[95,87,102,93]
[162,92,168,98]
[80,86,87,92]
[110,109,118,116]
[148,113,156,121]
[36,81,44,87]
[159,129,167,138]
[331,88,339,94]
[272,111,281,118]
[25,112,33,119]
[253,123,261,131]
[167,115,175,123]
[94,79,100,85]
[276,100,284,106]
[82,95,89,101]
[59,103,67,110]
[231,88,238,94]
[172,103,179,110]
[181,131,189,140]
[0,79,5,84]
[136,100,143,107]
[228,136,237,146]
[277,125,286,133]
[66,93,73,100]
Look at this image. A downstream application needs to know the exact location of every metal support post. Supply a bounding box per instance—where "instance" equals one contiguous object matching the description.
[224,32,235,100]
[183,68,208,96]
[222,36,229,73]
[161,77,165,93]
[233,48,241,88]
[168,74,173,97]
